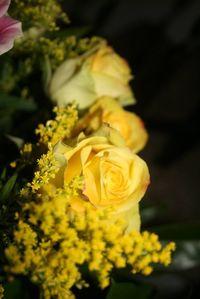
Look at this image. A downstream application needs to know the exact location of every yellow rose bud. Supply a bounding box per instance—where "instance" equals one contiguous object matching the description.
[46,133,150,232]
[49,42,136,109]
[73,96,148,153]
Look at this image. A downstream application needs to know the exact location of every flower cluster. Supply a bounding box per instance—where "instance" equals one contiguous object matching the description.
[5,206,175,299]
[5,103,175,299]
[36,105,78,146]
[10,0,69,31]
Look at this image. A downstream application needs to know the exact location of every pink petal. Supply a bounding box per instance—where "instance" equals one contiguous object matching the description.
[0,15,22,55]
[0,0,10,18]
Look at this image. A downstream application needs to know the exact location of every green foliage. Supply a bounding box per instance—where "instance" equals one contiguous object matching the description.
[0,93,37,135]
[0,173,18,204]
[0,94,36,112]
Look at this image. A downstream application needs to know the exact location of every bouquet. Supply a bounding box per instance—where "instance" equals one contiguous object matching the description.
[0,1,187,299]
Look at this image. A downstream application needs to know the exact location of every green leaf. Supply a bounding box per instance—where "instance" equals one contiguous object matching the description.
[0,173,18,203]
[0,168,7,190]
[106,281,154,299]
[0,93,37,112]
[41,56,52,94]
[0,168,7,181]
[5,134,24,149]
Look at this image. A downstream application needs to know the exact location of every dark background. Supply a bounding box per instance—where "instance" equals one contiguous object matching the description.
[63,0,200,298]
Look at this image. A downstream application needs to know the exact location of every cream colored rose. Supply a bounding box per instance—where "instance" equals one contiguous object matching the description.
[49,133,150,232]
[49,42,135,109]
[73,96,148,153]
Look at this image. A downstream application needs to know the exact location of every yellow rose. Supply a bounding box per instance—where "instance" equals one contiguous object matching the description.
[49,42,135,109]
[73,96,148,153]
[46,132,150,232]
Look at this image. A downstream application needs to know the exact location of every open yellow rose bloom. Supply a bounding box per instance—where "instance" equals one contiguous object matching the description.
[44,131,150,232]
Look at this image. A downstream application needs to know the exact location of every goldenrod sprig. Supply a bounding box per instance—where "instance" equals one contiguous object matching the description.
[36,105,78,146]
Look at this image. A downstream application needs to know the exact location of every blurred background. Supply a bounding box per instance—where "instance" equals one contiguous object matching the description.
[63,0,200,298]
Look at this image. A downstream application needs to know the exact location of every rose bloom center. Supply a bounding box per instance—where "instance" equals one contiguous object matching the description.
[83,149,134,207]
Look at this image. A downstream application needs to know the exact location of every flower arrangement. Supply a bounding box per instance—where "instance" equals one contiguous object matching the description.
[0,1,185,299]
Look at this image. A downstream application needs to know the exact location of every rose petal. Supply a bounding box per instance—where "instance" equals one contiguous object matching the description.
[0,15,22,55]
[51,66,97,109]
[83,156,101,206]
[49,57,81,95]
[114,203,141,233]
[92,71,135,106]
[0,0,10,18]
